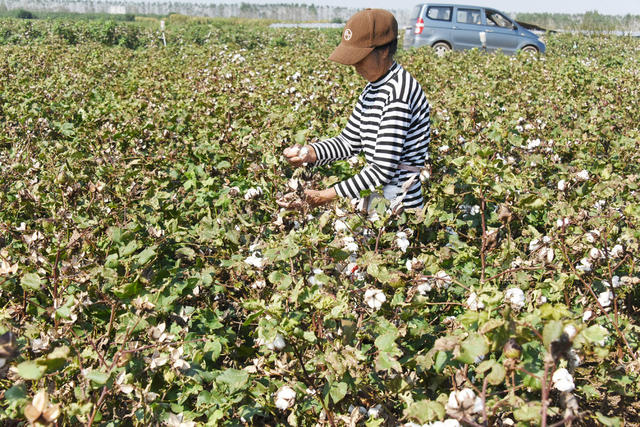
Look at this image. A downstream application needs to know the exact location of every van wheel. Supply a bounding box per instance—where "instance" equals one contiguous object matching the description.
[521,45,538,54]
[432,42,451,57]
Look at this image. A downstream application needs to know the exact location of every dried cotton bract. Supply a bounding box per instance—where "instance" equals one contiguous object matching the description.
[24,390,61,426]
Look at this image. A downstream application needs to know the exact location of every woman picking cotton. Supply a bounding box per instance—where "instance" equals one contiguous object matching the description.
[284,9,431,212]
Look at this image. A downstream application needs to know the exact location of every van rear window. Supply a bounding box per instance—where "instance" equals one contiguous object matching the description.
[426,6,452,22]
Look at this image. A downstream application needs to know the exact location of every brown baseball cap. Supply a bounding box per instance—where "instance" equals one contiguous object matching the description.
[329,9,398,65]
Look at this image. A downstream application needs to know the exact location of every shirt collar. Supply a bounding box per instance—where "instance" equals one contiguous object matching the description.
[369,61,400,88]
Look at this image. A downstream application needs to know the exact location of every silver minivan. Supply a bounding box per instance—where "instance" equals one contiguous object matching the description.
[404,3,546,55]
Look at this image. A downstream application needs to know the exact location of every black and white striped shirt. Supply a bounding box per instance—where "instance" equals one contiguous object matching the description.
[311,62,431,209]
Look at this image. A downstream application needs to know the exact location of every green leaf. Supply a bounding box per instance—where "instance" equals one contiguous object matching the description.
[543,320,564,348]
[513,403,542,422]
[375,351,401,372]
[119,239,139,257]
[329,382,348,404]
[581,325,608,344]
[456,333,489,365]
[38,346,70,371]
[403,400,445,423]
[374,332,398,352]
[4,384,27,403]
[216,368,249,393]
[476,360,506,385]
[596,412,621,426]
[86,370,110,385]
[17,360,45,380]
[136,246,156,264]
[20,273,42,290]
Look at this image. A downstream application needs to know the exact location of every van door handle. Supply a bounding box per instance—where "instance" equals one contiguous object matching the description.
[452,26,457,29]
[485,29,493,32]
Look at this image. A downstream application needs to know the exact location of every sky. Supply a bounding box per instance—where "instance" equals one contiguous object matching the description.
[215,1,640,15]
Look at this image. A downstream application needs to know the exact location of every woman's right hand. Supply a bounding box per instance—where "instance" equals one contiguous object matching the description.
[283,144,316,167]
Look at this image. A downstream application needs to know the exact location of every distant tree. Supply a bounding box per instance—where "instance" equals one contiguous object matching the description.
[16,9,36,19]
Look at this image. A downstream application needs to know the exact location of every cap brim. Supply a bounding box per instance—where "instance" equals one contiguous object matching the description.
[328,43,374,65]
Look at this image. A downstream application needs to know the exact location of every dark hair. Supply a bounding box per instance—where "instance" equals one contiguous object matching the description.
[374,38,398,58]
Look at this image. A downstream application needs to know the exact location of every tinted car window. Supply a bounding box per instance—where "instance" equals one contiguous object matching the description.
[427,6,452,21]
[485,10,513,28]
[457,8,482,25]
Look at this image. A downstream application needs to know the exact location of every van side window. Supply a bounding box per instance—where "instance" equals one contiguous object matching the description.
[457,8,482,25]
[485,10,514,28]
[426,6,452,22]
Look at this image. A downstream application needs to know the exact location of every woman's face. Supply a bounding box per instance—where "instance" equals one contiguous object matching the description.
[354,48,390,82]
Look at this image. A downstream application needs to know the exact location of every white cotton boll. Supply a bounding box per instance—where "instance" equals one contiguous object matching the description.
[396,232,410,253]
[575,170,590,182]
[564,324,578,340]
[446,388,481,417]
[443,420,462,427]
[367,404,382,418]
[288,178,299,191]
[364,288,386,310]
[598,290,613,308]
[252,280,266,289]
[556,217,570,228]
[557,179,567,191]
[585,230,600,243]
[470,205,481,215]
[299,146,309,158]
[308,268,323,286]
[527,138,541,150]
[576,258,592,272]
[435,270,452,289]
[542,236,552,244]
[583,310,593,322]
[244,254,264,269]
[610,244,624,258]
[439,145,450,153]
[275,386,296,410]
[529,238,542,252]
[343,236,359,253]
[552,368,575,392]
[270,334,286,351]
[589,247,603,260]
[417,278,433,295]
[334,219,347,232]
[505,288,525,310]
[466,292,484,311]
[420,168,431,182]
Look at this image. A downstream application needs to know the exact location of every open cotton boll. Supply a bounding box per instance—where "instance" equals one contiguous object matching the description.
[275,386,296,410]
[557,179,567,191]
[396,232,410,253]
[299,146,309,157]
[598,290,613,308]
[552,368,575,392]
[334,219,347,232]
[446,388,482,418]
[466,292,485,311]
[610,244,624,258]
[505,288,525,310]
[364,288,386,310]
[575,169,589,181]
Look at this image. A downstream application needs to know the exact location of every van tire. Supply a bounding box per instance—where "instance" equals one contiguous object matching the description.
[432,42,451,57]
[521,45,539,54]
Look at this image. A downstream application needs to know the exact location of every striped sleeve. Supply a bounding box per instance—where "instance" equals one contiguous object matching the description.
[310,103,362,166]
[334,99,411,199]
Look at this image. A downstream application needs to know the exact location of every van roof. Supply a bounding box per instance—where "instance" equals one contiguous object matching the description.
[417,3,499,10]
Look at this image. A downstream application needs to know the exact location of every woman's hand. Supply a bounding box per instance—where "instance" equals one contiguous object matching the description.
[304,188,337,207]
[283,144,317,167]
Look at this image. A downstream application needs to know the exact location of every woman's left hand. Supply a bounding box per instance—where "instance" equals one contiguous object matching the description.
[304,188,337,207]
